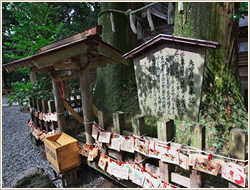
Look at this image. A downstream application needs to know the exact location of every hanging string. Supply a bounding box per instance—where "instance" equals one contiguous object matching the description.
[129,13,137,34]
[110,12,116,33]
[136,20,143,40]
[147,8,154,31]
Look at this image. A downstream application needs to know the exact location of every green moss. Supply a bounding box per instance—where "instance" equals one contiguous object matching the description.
[93,2,139,119]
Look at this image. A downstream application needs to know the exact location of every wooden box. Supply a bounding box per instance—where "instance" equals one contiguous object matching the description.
[43,132,81,174]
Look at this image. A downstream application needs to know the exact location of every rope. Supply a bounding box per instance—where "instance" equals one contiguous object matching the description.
[147,8,154,31]
[110,12,116,33]
[129,13,137,34]
[98,2,159,36]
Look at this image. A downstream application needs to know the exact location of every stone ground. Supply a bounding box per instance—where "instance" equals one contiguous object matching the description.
[1,97,122,188]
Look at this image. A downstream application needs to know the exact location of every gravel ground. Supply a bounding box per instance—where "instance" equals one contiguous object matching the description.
[1,100,121,188]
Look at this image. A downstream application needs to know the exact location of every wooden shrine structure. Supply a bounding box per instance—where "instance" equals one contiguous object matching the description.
[2,25,129,145]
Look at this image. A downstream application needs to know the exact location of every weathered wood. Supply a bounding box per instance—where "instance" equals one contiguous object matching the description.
[29,97,34,124]
[157,119,175,183]
[40,25,102,51]
[32,97,38,126]
[79,54,95,145]
[63,99,84,124]
[132,114,145,136]
[113,111,125,134]
[34,43,88,69]
[132,115,146,165]
[53,62,79,71]
[48,100,56,130]
[42,99,49,132]
[95,42,130,66]
[36,98,44,130]
[171,173,190,188]
[97,110,109,154]
[228,128,246,188]
[190,123,205,188]
[113,111,125,161]
[98,110,109,129]
[51,70,67,132]
[30,66,53,72]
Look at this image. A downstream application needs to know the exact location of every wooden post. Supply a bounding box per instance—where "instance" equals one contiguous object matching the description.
[51,70,67,132]
[132,115,146,165]
[42,99,49,132]
[98,110,109,130]
[157,119,175,183]
[228,128,246,188]
[98,110,109,154]
[79,54,95,145]
[36,99,44,130]
[190,123,205,188]
[48,100,56,131]
[113,111,125,134]
[32,97,38,126]
[113,111,125,161]
[29,97,34,124]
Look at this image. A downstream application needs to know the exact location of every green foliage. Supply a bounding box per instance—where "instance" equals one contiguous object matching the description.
[4,2,69,60]
[230,2,248,21]
[7,76,53,106]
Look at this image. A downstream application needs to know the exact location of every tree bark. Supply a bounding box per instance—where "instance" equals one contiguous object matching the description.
[93,2,142,115]
[174,2,242,105]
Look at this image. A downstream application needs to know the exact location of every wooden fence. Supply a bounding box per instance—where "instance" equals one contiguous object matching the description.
[82,110,247,188]
[28,96,247,188]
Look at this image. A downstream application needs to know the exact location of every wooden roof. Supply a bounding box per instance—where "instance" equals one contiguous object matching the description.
[123,34,222,59]
[3,25,129,73]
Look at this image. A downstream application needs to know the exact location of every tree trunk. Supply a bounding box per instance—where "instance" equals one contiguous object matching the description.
[174,2,247,152]
[174,2,242,106]
[93,2,141,116]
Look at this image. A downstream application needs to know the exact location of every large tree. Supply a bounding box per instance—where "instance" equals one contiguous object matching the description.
[93,2,143,116]
[174,2,247,152]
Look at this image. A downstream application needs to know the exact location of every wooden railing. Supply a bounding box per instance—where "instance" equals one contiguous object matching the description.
[80,110,248,188]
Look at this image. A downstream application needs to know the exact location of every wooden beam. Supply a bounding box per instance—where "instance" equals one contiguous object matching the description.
[34,43,88,69]
[53,62,79,71]
[30,66,53,72]
[95,42,130,66]
[40,25,102,51]
[63,99,84,124]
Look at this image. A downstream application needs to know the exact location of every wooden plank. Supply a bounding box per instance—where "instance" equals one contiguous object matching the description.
[228,128,246,188]
[95,42,130,66]
[171,173,190,188]
[30,66,53,72]
[157,119,175,183]
[190,123,205,188]
[53,62,79,71]
[63,99,84,124]
[92,103,98,118]
[40,25,102,51]
[34,43,88,69]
